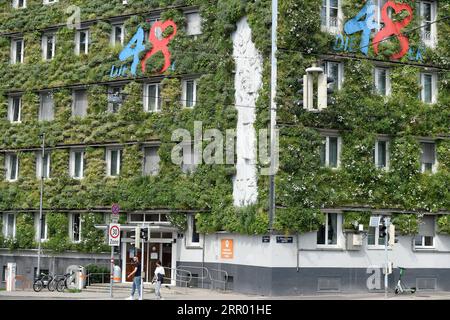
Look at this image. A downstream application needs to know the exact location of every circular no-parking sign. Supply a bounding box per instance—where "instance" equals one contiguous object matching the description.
[111,203,120,215]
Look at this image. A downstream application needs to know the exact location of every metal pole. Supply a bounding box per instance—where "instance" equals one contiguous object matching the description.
[384,218,390,299]
[110,246,114,298]
[37,133,45,277]
[268,0,278,232]
[139,224,144,300]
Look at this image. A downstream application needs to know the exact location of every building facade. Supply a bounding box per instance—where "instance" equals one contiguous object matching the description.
[1,0,449,295]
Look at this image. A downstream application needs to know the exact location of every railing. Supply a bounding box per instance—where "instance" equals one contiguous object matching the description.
[208,268,229,291]
[176,265,210,289]
[86,273,110,286]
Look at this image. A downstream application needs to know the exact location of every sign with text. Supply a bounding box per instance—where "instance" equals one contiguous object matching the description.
[262,236,270,243]
[276,236,293,244]
[108,224,121,247]
[221,239,234,259]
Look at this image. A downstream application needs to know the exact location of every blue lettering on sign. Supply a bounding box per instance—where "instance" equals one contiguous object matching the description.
[343,0,378,55]
[119,27,146,76]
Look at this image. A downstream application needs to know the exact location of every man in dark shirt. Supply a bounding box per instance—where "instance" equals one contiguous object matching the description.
[126,256,142,300]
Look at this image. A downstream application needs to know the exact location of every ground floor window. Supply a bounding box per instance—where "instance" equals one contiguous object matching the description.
[317,212,338,245]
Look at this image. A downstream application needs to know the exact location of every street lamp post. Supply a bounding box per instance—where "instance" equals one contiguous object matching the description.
[36,133,45,277]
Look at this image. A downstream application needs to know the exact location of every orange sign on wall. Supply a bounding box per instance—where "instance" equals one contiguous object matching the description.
[221,239,234,259]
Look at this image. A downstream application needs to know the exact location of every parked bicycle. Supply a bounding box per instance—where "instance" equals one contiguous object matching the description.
[33,273,54,292]
[394,267,416,294]
[56,272,76,292]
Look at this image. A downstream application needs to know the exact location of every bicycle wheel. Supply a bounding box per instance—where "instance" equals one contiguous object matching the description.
[48,279,57,291]
[56,279,66,292]
[33,280,43,292]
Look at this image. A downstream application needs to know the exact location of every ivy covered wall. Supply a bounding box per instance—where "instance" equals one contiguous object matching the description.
[0,0,448,254]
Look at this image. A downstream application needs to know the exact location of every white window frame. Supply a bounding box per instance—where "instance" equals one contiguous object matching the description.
[317,212,342,248]
[144,83,162,112]
[182,79,197,108]
[185,11,202,36]
[108,86,124,113]
[374,138,390,171]
[72,89,88,118]
[374,67,391,96]
[375,0,388,29]
[106,148,122,177]
[321,135,342,169]
[5,153,19,182]
[420,141,438,174]
[10,38,24,64]
[70,213,82,243]
[43,0,58,4]
[420,72,438,104]
[321,0,343,34]
[323,61,344,90]
[12,0,27,9]
[4,213,16,239]
[36,151,51,179]
[186,214,202,248]
[414,235,435,249]
[75,29,89,55]
[69,149,85,179]
[8,95,22,123]
[419,0,437,48]
[41,33,56,61]
[39,91,54,121]
[110,24,125,46]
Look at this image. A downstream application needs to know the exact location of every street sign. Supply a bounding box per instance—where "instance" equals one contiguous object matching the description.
[262,236,270,243]
[369,216,381,227]
[276,236,293,243]
[111,203,120,215]
[109,223,121,246]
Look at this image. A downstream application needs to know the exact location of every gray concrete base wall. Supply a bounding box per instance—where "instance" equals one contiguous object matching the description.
[177,261,450,296]
[0,250,111,289]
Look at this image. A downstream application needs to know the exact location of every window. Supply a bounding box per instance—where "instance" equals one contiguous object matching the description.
[108,86,124,113]
[368,216,386,246]
[144,83,162,112]
[419,1,437,47]
[375,0,388,28]
[36,151,50,179]
[321,0,341,32]
[71,213,81,242]
[5,153,19,181]
[420,73,437,104]
[75,29,89,55]
[182,79,197,108]
[12,0,26,9]
[420,142,437,173]
[8,95,21,123]
[5,213,16,238]
[374,139,389,170]
[1,266,6,282]
[70,149,84,179]
[323,61,343,90]
[39,91,54,121]
[374,67,390,96]
[72,89,88,117]
[11,38,24,64]
[42,33,56,61]
[186,12,202,36]
[143,146,160,176]
[39,213,48,241]
[414,216,435,248]
[144,18,159,42]
[317,213,339,245]
[106,148,122,177]
[111,24,125,46]
[43,0,58,4]
[320,136,341,168]
[186,214,201,247]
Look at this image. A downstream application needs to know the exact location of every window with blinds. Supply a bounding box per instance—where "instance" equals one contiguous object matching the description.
[72,89,88,117]
[143,146,160,176]
[39,92,54,121]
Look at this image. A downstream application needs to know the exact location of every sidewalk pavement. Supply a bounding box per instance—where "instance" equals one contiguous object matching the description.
[1,288,450,300]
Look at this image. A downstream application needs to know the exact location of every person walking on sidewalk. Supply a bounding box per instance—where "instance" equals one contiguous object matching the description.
[153,260,165,300]
[126,256,142,300]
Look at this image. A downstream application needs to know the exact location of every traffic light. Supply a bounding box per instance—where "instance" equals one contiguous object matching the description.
[140,228,148,241]
[379,218,387,238]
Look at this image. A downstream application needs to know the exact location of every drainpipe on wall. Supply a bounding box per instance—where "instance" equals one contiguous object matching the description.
[296,233,299,272]
[202,233,205,289]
